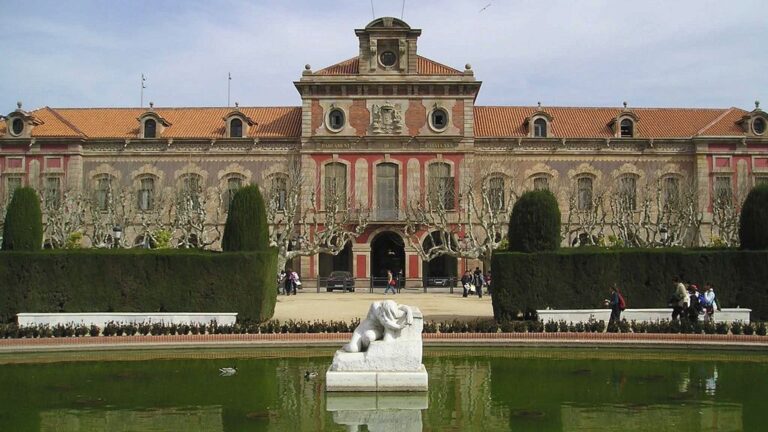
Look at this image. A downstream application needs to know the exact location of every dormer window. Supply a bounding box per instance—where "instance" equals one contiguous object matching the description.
[144,119,157,138]
[429,107,449,132]
[754,117,766,135]
[328,108,345,132]
[230,118,243,138]
[533,118,547,138]
[620,119,634,137]
[11,118,24,136]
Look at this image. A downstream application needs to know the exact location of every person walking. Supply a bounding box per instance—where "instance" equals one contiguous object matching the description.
[384,269,397,295]
[284,267,295,295]
[397,269,404,293]
[605,284,623,323]
[670,277,688,320]
[687,284,702,322]
[461,270,474,298]
[292,270,301,293]
[473,267,484,298]
[702,283,720,322]
[278,270,287,295]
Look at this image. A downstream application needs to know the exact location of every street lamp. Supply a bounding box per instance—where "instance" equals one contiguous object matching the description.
[659,226,668,246]
[112,225,123,249]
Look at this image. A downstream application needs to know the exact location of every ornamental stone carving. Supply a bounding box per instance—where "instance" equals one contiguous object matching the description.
[371,102,404,135]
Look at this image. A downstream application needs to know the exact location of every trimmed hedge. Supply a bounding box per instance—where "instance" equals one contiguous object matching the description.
[508,189,560,252]
[2,187,43,251]
[0,249,277,323]
[740,184,768,250]
[492,248,768,321]
[222,185,270,251]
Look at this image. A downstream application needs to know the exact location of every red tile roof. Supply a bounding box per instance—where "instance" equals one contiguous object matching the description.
[474,106,748,138]
[2,107,302,139]
[315,55,463,75]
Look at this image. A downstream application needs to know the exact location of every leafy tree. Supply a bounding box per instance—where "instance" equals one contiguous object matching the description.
[222,185,270,251]
[508,189,561,252]
[739,184,768,250]
[2,187,43,251]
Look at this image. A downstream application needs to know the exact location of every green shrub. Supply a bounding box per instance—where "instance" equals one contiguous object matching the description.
[1,187,42,251]
[222,185,270,251]
[739,184,768,250]
[0,249,277,323]
[491,248,768,321]
[508,189,560,252]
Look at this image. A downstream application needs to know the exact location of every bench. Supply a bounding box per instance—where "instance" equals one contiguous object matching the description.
[16,312,237,328]
[537,308,750,324]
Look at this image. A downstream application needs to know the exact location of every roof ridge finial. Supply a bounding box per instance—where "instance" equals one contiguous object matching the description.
[235,102,239,108]
[623,101,628,109]
[756,100,761,110]
[149,101,154,109]
[16,101,22,110]
[537,101,542,109]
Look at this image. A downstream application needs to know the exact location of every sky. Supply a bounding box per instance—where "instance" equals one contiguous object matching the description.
[1,0,766,110]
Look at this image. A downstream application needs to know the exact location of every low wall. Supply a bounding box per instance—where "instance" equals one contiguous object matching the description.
[16,313,237,328]
[537,308,750,324]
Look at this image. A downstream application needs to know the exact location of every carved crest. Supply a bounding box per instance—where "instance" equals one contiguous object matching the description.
[371,102,403,134]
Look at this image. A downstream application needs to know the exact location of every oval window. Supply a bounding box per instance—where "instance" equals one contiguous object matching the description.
[11,118,24,136]
[379,51,397,67]
[328,109,345,132]
[430,108,449,131]
[754,117,766,135]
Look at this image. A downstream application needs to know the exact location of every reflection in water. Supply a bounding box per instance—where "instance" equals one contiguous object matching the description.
[41,407,224,432]
[326,393,427,432]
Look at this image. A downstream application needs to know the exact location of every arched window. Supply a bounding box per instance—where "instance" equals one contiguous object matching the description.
[180,173,203,210]
[138,176,156,211]
[95,175,113,211]
[230,118,243,138]
[714,176,732,206]
[620,119,634,137]
[753,117,766,135]
[224,176,243,210]
[376,163,399,220]
[488,176,505,211]
[44,177,62,209]
[577,176,593,211]
[533,118,547,138]
[428,162,454,210]
[533,175,549,191]
[324,162,347,210]
[144,119,157,138]
[662,176,680,207]
[11,118,24,136]
[618,175,637,210]
[270,175,288,211]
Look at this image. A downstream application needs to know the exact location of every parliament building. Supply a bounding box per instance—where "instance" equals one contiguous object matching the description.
[2,18,767,289]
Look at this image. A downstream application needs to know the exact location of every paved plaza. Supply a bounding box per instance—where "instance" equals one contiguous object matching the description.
[273,292,493,322]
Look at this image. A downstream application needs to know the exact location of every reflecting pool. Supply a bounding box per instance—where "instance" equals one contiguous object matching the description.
[0,348,765,431]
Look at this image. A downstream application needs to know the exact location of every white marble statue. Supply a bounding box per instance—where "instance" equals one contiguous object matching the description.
[327,300,428,391]
[342,300,414,353]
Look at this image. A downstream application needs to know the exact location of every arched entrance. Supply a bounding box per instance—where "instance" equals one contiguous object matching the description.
[421,232,458,285]
[318,241,353,277]
[370,231,405,286]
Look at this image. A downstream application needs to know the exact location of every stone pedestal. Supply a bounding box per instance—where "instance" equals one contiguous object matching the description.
[327,393,428,432]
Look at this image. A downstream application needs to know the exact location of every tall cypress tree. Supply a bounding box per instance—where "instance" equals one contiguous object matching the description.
[508,189,561,253]
[739,184,768,250]
[222,185,270,251]
[2,187,43,251]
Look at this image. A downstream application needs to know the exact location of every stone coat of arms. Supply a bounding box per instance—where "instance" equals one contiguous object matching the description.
[371,102,403,134]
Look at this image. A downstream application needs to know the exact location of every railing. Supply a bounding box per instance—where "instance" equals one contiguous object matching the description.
[422,276,458,293]
[369,277,404,294]
[372,207,402,222]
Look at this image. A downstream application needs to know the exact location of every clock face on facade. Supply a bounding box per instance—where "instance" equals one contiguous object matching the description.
[379,51,397,67]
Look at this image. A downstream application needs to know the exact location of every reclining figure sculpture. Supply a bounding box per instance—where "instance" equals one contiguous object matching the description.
[342,300,414,353]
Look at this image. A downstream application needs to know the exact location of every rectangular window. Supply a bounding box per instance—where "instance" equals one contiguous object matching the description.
[138,177,155,211]
[714,176,732,206]
[225,177,243,210]
[429,163,455,210]
[271,176,287,211]
[6,177,22,202]
[488,177,505,211]
[324,163,347,211]
[619,176,637,210]
[182,175,202,210]
[533,176,549,191]
[96,176,112,211]
[44,177,61,208]
[577,177,593,211]
[755,176,768,187]
[663,177,680,207]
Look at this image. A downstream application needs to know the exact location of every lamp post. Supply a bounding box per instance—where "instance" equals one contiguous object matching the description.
[112,225,123,249]
[659,226,668,247]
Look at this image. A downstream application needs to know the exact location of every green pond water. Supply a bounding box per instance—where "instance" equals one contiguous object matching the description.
[0,347,765,431]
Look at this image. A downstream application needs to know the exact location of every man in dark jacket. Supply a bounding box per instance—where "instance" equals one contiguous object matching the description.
[473,267,484,298]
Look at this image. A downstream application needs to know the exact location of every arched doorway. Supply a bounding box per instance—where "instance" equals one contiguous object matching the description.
[318,241,353,277]
[421,232,457,286]
[370,231,405,286]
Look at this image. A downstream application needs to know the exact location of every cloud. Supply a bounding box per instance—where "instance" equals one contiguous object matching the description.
[0,0,765,110]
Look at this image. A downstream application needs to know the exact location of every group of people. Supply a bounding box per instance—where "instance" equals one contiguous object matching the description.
[278,269,302,295]
[670,277,720,322]
[461,267,490,298]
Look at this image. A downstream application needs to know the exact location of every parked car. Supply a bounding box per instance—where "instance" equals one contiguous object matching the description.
[326,271,355,292]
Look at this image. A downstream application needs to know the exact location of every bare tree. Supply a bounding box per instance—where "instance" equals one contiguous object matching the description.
[267,161,370,275]
[41,189,87,248]
[710,184,743,247]
[562,181,609,246]
[403,169,519,270]
[170,185,224,249]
